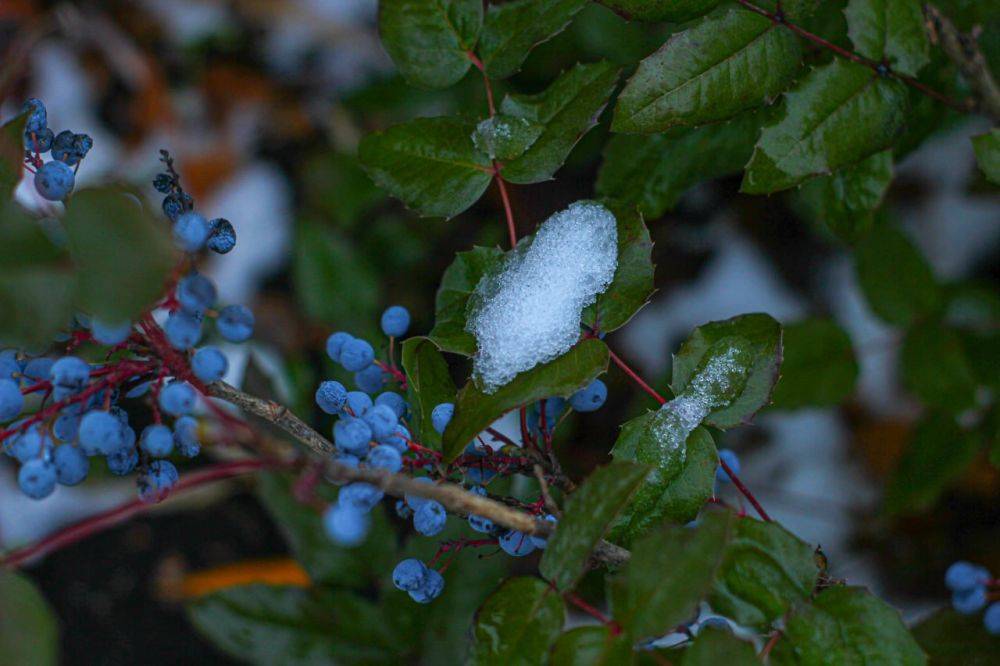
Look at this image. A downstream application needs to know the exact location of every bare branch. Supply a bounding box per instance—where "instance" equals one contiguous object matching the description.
[924,4,1000,122]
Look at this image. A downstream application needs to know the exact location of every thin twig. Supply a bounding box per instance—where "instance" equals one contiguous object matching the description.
[534,465,561,517]
[923,3,1000,121]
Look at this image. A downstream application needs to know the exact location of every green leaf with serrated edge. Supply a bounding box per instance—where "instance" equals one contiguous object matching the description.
[771,586,925,665]
[971,129,999,185]
[681,627,759,666]
[378,0,482,89]
[477,0,587,79]
[472,114,544,161]
[913,608,1000,665]
[401,336,456,450]
[428,246,505,356]
[499,61,620,184]
[358,116,492,218]
[845,0,929,76]
[549,626,633,666]
[854,224,941,327]
[672,314,783,429]
[609,510,734,640]
[709,517,818,630]
[612,7,801,133]
[62,188,174,323]
[742,60,908,194]
[472,577,565,665]
[594,0,724,23]
[0,112,26,198]
[441,338,609,461]
[900,322,977,413]
[0,570,58,666]
[540,461,650,590]
[795,150,893,244]
[884,412,980,515]
[771,319,858,409]
[597,109,768,219]
[581,201,653,334]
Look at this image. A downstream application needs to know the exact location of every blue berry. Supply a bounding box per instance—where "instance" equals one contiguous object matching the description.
[985,603,1000,636]
[395,499,413,519]
[50,130,76,164]
[24,127,54,153]
[945,561,991,592]
[164,311,202,350]
[431,403,454,435]
[217,305,254,342]
[22,357,55,383]
[334,417,372,456]
[78,410,125,455]
[53,413,80,442]
[530,514,558,549]
[531,397,566,434]
[138,460,179,503]
[468,514,494,533]
[192,347,228,383]
[354,364,385,394]
[315,380,348,415]
[367,444,402,473]
[21,98,47,132]
[393,558,428,592]
[380,305,410,338]
[569,379,607,412]
[34,160,75,200]
[333,453,360,470]
[499,530,536,557]
[363,404,398,440]
[91,319,132,346]
[414,501,447,536]
[140,424,174,457]
[0,350,20,380]
[206,218,236,254]
[409,568,444,604]
[716,449,740,483]
[339,482,384,512]
[345,391,373,417]
[325,332,353,363]
[953,586,987,615]
[106,445,138,475]
[177,273,217,315]
[404,477,434,510]
[162,193,190,221]
[8,427,49,463]
[323,504,369,546]
[173,416,200,457]
[50,356,90,396]
[159,381,196,416]
[54,445,88,486]
[153,173,173,193]
[374,392,407,419]
[0,378,24,421]
[18,459,57,499]
[339,339,374,372]
[173,211,210,252]
[380,424,411,452]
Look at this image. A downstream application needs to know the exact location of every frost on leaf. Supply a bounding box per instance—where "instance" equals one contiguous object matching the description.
[471,114,543,161]
[466,200,618,393]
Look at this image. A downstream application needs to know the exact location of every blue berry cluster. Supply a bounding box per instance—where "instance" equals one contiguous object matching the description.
[165,271,254,351]
[22,98,92,201]
[153,150,236,254]
[945,561,1000,634]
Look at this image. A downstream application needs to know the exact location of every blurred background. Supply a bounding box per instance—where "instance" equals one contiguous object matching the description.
[0,1,997,663]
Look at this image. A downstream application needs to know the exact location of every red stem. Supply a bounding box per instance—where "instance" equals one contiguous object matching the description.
[564,591,622,635]
[608,349,665,405]
[494,168,518,249]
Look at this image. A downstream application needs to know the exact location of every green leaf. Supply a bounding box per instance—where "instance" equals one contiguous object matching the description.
[672,313,783,428]
[795,150,893,244]
[442,337,609,461]
[358,116,492,218]
[771,318,858,409]
[884,413,980,515]
[609,510,734,640]
[971,128,1000,185]
[540,461,650,590]
[499,61,620,184]
[597,109,767,219]
[742,60,908,194]
[401,336,457,450]
[854,224,941,327]
[0,112,26,198]
[581,201,654,333]
[378,0,483,89]
[594,0,724,23]
[472,577,565,665]
[549,626,633,666]
[709,517,818,630]
[472,114,545,161]
[771,586,925,665]
[681,627,759,665]
[0,570,58,666]
[900,322,978,412]
[912,608,1000,665]
[845,0,929,76]
[612,7,802,133]
[477,0,588,79]
[429,246,505,356]
[62,188,174,323]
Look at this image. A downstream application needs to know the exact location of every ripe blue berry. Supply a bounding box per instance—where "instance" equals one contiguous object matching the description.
[393,559,428,591]
[716,449,741,483]
[34,160,75,200]
[380,424,411,452]
[334,453,360,470]
[354,364,385,394]
[323,504,370,546]
[206,218,236,254]
[380,305,410,338]
[315,380,348,415]
[177,273,217,315]
[333,417,372,456]
[9,427,49,463]
[162,193,190,221]
[159,381,196,416]
[164,311,202,350]
[153,173,173,193]
[374,392,407,419]
[569,379,607,412]
[106,445,138,476]
[984,603,1000,635]
[0,350,20,380]
[414,501,447,536]
[22,357,55,383]
[409,568,444,604]
[367,444,403,473]
[945,561,990,592]
[340,339,375,372]
[50,356,90,396]
[192,347,228,383]
[91,319,132,346]
[22,98,47,132]
[217,305,254,342]
[140,424,174,457]
[363,404,398,440]
[138,460,179,503]
[23,127,54,153]
[499,530,536,557]
[0,378,24,421]
[19,459,57,499]
[345,391,373,417]
[468,514,493,533]
[173,211,210,252]
[953,586,987,615]
[430,403,454,435]
[173,416,200,457]
[54,444,89,485]
[53,413,80,442]
[325,332,353,363]
[78,410,125,455]
[339,482,384,512]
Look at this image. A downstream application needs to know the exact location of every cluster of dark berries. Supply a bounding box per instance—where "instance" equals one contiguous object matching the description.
[22,98,92,201]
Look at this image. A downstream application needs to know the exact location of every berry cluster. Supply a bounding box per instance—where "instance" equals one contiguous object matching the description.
[153,150,236,255]
[21,98,92,201]
[945,561,1000,634]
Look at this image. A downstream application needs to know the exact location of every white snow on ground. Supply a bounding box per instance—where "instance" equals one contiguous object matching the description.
[467,201,618,393]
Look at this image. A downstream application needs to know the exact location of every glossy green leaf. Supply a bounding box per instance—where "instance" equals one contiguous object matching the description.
[0,570,58,666]
[477,0,588,79]
[442,338,609,461]
[845,0,929,76]
[709,517,818,630]
[0,112,26,198]
[612,7,801,133]
[795,150,893,244]
[429,246,505,356]
[610,510,734,640]
[672,313,783,429]
[771,318,858,409]
[378,0,483,89]
[499,61,620,184]
[681,627,759,665]
[594,0,724,23]
[742,60,908,194]
[971,128,999,185]
[549,626,633,666]
[62,188,174,323]
[900,322,978,412]
[472,577,565,665]
[402,336,457,450]
[472,114,544,161]
[771,586,925,665]
[597,109,766,219]
[581,202,654,333]
[854,224,941,327]
[540,461,650,590]
[912,608,1000,665]
[358,116,492,218]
